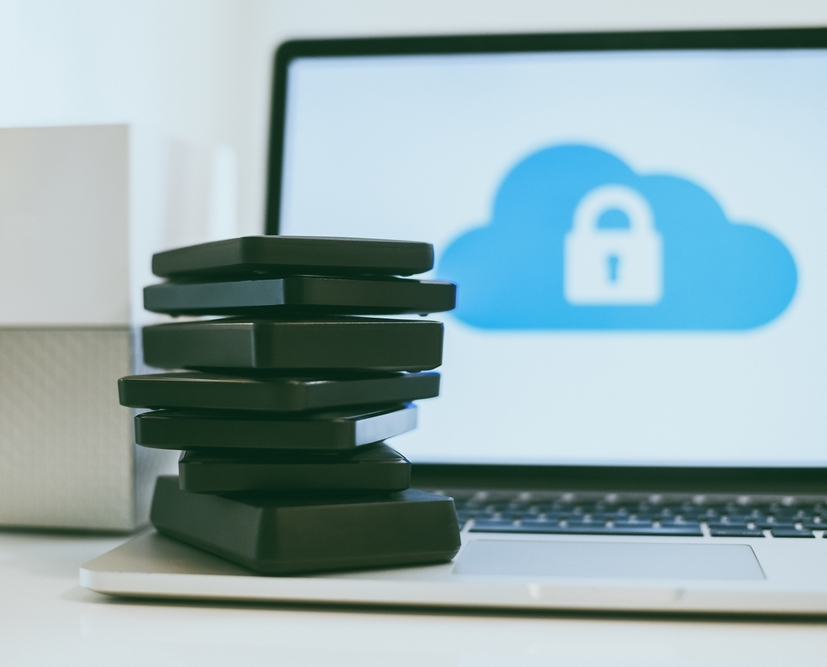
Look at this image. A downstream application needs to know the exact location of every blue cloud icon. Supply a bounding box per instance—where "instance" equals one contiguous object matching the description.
[438,145,797,330]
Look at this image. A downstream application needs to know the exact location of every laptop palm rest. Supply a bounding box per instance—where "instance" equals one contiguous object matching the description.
[453,540,765,580]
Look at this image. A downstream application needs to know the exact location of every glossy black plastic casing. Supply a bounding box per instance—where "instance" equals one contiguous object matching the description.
[150,476,461,575]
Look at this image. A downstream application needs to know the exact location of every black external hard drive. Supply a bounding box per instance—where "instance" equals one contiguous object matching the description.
[144,275,457,316]
[142,317,444,372]
[150,475,461,574]
[178,442,411,493]
[134,404,417,451]
[151,236,434,279]
[118,371,440,412]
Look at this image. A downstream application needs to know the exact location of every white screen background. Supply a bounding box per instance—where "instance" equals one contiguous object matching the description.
[279,50,827,466]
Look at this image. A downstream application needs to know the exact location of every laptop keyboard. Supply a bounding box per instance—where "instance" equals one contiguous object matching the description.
[443,491,827,538]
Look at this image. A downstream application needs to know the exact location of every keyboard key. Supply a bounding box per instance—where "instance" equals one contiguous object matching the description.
[707,520,750,530]
[612,518,653,528]
[755,519,796,530]
[718,514,751,524]
[771,528,814,538]
[470,518,518,531]
[659,518,698,528]
[571,516,606,526]
[470,519,702,537]
[467,515,511,525]
[709,526,764,537]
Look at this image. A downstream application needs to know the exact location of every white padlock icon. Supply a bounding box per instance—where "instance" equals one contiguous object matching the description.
[563,184,663,305]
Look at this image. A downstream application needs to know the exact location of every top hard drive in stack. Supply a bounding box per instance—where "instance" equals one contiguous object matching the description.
[120,235,461,575]
[151,235,436,278]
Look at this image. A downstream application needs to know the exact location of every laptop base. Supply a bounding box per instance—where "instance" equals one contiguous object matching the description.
[81,529,827,615]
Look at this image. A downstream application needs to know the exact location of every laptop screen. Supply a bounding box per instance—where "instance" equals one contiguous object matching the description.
[275,35,827,467]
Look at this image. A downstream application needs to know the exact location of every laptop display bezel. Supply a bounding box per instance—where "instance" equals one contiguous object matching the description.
[266,27,827,493]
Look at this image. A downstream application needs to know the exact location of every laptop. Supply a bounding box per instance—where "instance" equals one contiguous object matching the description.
[82,26,827,614]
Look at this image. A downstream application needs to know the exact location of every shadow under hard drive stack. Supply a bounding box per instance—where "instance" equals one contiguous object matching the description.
[118,236,461,574]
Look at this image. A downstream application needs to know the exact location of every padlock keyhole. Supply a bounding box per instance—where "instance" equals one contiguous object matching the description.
[607,254,620,283]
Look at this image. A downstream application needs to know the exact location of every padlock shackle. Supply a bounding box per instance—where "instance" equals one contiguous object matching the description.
[571,184,654,234]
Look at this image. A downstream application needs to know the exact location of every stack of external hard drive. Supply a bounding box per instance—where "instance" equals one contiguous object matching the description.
[118,236,461,575]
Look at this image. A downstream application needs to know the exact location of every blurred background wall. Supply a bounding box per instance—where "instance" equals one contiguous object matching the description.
[2,0,827,239]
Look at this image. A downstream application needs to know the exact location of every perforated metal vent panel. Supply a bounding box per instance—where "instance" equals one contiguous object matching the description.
[0,328,175,530]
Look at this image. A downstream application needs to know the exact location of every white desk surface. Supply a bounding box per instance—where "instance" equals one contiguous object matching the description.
[2,531,827,667]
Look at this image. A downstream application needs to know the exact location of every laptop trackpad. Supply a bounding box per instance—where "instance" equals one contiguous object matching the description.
[453,539,765,580]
